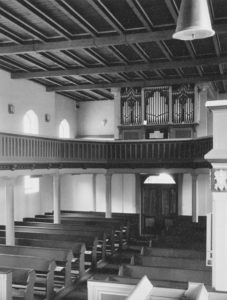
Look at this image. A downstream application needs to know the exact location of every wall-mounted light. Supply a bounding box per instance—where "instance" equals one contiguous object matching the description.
[8,104,15,114]
[102,119,107,126]
[45,113,51,122]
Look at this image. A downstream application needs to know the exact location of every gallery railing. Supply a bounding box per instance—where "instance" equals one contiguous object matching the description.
[0,132,212,168]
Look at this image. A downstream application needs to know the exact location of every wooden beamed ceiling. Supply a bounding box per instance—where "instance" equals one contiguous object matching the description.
[0,0,227,101]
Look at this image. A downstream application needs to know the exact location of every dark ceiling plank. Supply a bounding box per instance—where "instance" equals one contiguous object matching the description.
[46,74,227,92]
[86,0,123,34]
[53,0,97,37]
[126,0,151,30]
[1,23,227,56]
[0,25,24,44]
[11,55,227,79]
[16,0,72,39]
[0,6,46,41]
[212,35,226,91]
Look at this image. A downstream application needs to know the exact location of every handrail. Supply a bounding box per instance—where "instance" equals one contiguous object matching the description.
[0,132,213,168]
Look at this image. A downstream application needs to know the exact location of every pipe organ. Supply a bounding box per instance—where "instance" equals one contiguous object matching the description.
[119,84,196,139]
[121,87,142,125]
[172,84,194,123]
[144,87,169,124]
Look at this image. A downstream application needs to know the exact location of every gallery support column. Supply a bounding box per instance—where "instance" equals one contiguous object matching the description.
[205,100,227,291]
[92,174,97,211]
[105,173,112,218]
[5,178,15,246]
[191,173,198,223]
[135,174,142,235]
[53,173,61,224]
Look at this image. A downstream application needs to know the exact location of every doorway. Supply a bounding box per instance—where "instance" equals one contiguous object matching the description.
[141,174,178,234]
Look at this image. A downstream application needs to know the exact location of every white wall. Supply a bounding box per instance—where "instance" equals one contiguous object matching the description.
[77,100,114,137]
[60,173,137,213]
[0,69,77,138]
[55,94,78,138]
[181,173,212,216]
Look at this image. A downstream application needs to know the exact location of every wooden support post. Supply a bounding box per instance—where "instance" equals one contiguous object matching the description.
[105,173,112,218]
[53,173,61,224]
[191,173,198,223]
[0,270,12,300]
[5,178,15,246]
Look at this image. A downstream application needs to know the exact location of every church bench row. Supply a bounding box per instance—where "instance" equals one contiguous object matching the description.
[0,245,73,288]
[0,228,100,269]
[0,237,86,279]
[140,246,206,259]
[14,221,115,255]
[45,210,139,237]
[118,264,212,289]
[27,215,128,247]
[0,254,56,300]
[0,267,35,300]
[131,254,208,271]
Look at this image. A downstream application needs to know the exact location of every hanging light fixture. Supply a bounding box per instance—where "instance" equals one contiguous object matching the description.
[173,0,215,40]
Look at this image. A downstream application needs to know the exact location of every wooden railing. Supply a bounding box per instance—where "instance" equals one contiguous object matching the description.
[0,132,212,169]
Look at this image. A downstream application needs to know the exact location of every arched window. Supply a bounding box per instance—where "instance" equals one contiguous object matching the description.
[24,175,39,194]
[59,119,70,138]
[23,110,39,134]
[144,173,176,184]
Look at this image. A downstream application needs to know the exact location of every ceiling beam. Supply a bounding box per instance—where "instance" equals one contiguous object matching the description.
[11,55,227,79]
[0,23,226,56]
[46,74,227,92]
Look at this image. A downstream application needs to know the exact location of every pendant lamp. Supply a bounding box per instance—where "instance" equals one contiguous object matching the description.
[173,0,215,40]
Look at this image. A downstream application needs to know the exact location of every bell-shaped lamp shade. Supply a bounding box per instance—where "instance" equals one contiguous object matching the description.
[173,0,215,40]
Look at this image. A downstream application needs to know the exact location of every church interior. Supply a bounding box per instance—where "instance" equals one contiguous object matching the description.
[0,0,227,299]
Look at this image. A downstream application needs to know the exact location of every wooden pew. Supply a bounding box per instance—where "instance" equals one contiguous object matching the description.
[23,216,126,249]
[88,275,227,300]
[118,264,212,289]
[0,237,86,279]
[45,210,139,237]
[0,228,100,269]
[141,246,206,259]
[131,254,208,271]
[0,254,56,300]
[0,267,35,300]
[14,222,113,258]
[0,245,73,288]
[87,275,185,300]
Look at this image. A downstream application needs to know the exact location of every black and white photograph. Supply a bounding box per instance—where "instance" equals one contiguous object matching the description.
[0,0,226,299]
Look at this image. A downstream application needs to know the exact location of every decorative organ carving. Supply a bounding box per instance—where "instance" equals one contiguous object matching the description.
[172,84,194,123]
[144,87,169,124]
[121,87,142,125]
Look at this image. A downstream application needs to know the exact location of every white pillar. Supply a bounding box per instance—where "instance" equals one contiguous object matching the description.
[205,100,227,291]
[105,173,112,218]
[177,173,183,216]
[191,173,198,223]
[0,270,12,300]
[135,174,142,235]
[92,174,97,211]
[53,173,61,224]
[5,178,15,246]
